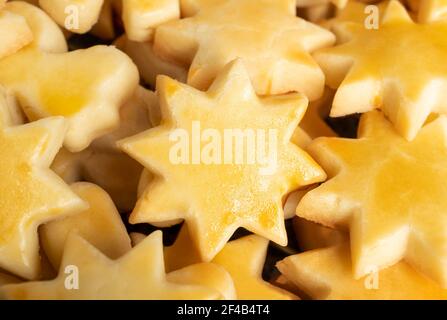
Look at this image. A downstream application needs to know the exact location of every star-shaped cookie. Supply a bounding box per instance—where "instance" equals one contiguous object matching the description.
[153,0,335,98]
[0,116,86,279]
[119,60,326,261]
[40,182,132,270]
[297,110,447,287]
[158,225,295,299]
[1,231,222,300]
[0,45,139,152]
[277,244,447,299]
[315,0,447,140]
[104,230,237,300]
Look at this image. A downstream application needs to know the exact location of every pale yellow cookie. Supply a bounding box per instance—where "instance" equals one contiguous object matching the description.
[162,226,296,299]
[277,244,447,299]
[1,232,222,299]
[315,0,447,140]
[119,60,326,261]
[0,46,139,152]
[297,110,447,287]
[154,0,335,98]
[0,117,86,279]
[40,182,132,270]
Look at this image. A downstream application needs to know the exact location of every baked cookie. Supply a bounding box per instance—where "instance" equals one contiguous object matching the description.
[315,0,447,140]
[277,244,447,299]
[40,182,132,269]
[154,0,335,98]
[119,60,326,261]
[1,231,223,299]
[0,45,139,152]
[297,110,447,286]
[0,116,86,279]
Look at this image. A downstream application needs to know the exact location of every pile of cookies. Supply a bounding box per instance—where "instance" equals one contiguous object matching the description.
[0,0,447,300]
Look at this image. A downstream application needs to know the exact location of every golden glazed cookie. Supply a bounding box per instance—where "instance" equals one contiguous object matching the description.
[1,232,224,299]
[315,0,447,140]
[129,228,231,299]
[119,60,326,261]
[40,182,132,270]
[0,45,139,152]
[154,0,335,98]
[0,116,86,279]
[277,244,447,299]
[297,110,447,287]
